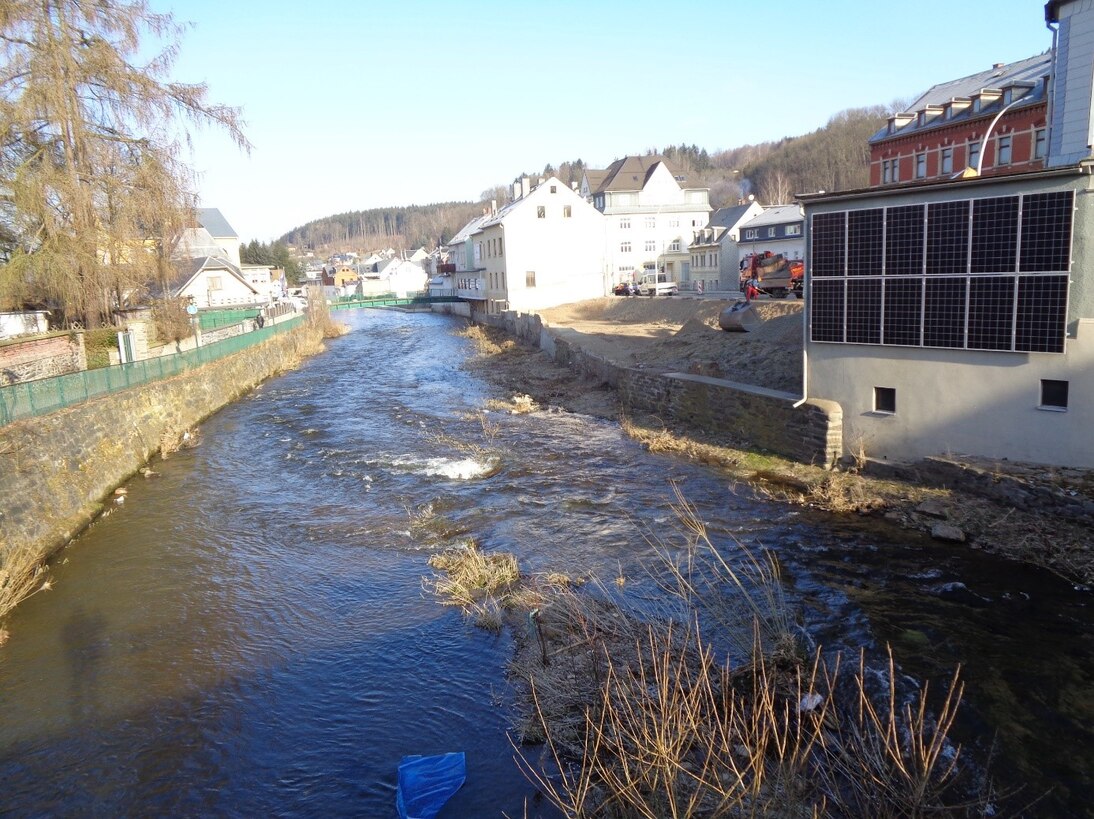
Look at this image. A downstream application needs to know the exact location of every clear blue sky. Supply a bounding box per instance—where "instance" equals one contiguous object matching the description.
[154,0,1055,242]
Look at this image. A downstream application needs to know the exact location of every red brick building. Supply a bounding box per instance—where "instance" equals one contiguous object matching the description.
[868,53,1050,186]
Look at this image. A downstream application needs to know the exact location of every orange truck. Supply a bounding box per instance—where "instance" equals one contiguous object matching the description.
[739,252,804,299]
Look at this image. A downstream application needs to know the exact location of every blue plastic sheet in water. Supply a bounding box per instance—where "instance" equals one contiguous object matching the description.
[396,752,466,819]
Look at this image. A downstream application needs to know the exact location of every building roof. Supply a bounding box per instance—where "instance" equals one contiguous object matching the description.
[164,255,253,298]
[583,169,609,191]
[590,155,681,194]
[709,203,758,229]
[448,214,487,245]
[197,207,238,239]
[870,52,1051,144]
[739,204,803,228]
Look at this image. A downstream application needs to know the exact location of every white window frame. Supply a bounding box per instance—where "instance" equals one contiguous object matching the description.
[940,147,953,175]
[997,134,1012,165]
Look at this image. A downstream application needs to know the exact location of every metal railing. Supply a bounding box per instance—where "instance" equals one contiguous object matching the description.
[0,315,305,426]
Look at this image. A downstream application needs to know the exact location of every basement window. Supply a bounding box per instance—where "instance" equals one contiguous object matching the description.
[873,386,896,414]
[1039,379,1068,410]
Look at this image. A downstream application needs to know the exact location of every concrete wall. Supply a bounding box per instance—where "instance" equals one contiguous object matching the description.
[487,309,842,467]
[0,323,323,577]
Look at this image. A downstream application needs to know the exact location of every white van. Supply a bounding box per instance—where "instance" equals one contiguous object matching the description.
[637,271,679,296]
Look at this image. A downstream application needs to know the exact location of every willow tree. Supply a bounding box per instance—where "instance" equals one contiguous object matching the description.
[0,0,248,326]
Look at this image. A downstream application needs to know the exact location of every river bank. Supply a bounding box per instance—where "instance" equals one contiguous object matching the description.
[458,302,1094,587]
[0,319,328,629]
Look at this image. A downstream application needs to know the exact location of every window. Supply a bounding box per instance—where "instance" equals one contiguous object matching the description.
[669,240,680,252]
[619,218,631,229]
[968,140,981,169]
[940,147,953,175]
[744,229,757,240]
[915,152,927,178]
[645,216,656,229]
[882,159,892,184]
[997,135,1012,165]
[537,206,546,218]
[644,240,656,252]
[1034,128,1047,160]
[786,224,801,236]
[498,237,503,255]
[1040,379,1068,409]
[525,270,536,287]
[550,185,557,193]
[874,386,896,414]
[767,227,776,237]
[207,276,222,291]
[563,205,572,218]
[669,218,679,228]
[620,241,631,253]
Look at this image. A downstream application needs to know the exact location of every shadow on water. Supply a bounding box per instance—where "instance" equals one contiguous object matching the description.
[0,309,1089,816]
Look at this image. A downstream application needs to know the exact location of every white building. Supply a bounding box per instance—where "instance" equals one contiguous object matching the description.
[582,156,711,286]
[468,176,606,314]
[168,256,262,308]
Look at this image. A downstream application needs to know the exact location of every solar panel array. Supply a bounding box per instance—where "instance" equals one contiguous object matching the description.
[809,191,1073,353]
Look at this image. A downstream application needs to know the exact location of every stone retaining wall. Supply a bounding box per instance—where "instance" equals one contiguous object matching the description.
[486,309,842,467]
[0,332,87,386]
[0,323,323,581]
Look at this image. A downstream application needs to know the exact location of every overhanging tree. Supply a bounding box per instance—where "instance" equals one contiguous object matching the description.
[0,0,248,326]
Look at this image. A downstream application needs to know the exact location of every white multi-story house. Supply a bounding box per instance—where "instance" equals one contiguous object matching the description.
[468,176,605,314]
[688,201,765,291]
[799,0,1093,468]
[583,156,711,286]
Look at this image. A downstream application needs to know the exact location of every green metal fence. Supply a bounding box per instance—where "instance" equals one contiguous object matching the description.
[199,308,261,330]
[0,315,304,427]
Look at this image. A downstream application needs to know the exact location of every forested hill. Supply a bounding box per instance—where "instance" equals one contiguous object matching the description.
[280,201,485,254]
[282,106,889,256]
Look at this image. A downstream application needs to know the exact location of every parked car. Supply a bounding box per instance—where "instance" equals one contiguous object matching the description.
[637,271,679,296]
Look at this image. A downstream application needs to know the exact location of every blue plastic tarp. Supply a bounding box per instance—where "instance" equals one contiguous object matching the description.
[396,752,466,819]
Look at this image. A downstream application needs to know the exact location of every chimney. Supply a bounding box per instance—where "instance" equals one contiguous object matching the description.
[1046,0,1094,167]
[513,182,521,200]
[521,177,530,198]
[491,199,497,215]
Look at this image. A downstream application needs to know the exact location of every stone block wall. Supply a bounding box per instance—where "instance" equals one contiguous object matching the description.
[488,308,842,467]
[0,333,87,386]
[0,323,323,578]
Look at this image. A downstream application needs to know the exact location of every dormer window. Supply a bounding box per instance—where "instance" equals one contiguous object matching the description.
[917,111,926,126]
[973,97,982,113]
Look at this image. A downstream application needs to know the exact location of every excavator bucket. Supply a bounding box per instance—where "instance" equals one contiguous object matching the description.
[719,300,761,332]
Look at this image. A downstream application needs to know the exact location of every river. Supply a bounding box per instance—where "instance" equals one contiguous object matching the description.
[0,308,1090,817]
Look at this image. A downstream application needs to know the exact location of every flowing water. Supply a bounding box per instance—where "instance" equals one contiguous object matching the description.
[0,309,1090,817]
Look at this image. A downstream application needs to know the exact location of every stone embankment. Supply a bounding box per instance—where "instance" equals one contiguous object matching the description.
[0,322,324,616]
[474,304,841,468]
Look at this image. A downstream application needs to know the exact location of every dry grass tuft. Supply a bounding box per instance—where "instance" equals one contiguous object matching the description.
[425,540,520,631]
[455,323,519,356]
[158,427,201,459]
[0,556,52,632]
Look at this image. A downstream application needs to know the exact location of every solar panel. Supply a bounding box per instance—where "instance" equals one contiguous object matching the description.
[809,190,1073,353]
[810,280,844,341]
[926,201,969,276]
[885,205,924,275]
[811,212,846,277]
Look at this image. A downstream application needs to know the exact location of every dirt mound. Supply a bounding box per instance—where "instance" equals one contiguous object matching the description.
[536,297,803,393]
